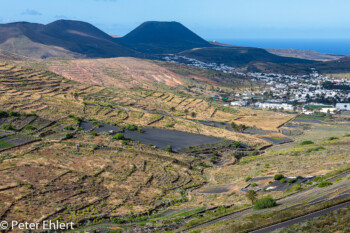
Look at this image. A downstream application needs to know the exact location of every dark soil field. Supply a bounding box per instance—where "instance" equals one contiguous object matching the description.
[0,134,38,151]
[124,128,224,151]
[84,120,225,151]
[293,118,326,124]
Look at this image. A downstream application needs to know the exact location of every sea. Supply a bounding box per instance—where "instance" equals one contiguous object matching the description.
[215,39,350,55]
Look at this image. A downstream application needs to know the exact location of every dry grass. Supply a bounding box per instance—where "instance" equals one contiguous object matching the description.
[0,62,280,147]
[232,108,295,131]
[0,133,204,224]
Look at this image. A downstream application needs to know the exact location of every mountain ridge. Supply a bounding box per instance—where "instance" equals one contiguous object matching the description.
[0,20,139,58]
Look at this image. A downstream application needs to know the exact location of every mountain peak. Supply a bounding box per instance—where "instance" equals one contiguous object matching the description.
[118,21,213,54]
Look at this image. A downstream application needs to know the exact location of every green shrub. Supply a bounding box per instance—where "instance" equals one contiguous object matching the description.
[24,125,36,130]
[8,111,20,117]
[68,114,82,122]
[136,129,144,133]
[90,132,98,136]
[166,145,173,152]
[22,113,37,117]
[274,174,284,180]
[318,180,332,188]
[125,124,138,131]
[344,134,350,137]
[65,133,73,139]
[0,140,14,149]
[110,217,126,224]
[251,183,258,187]
[328,137,339,141]
[287,178,298,184]
[0,111,9,118]
[300,140,314,146]
[92,121,101,127]
[285,184,302,193]
[199,162,210,168]
[64,126,75,131]
[280,178,286,183]
[306,146,325,153]
[0,124,14,130]
[0,111,20,117]
[73,117,82,122]
[314,176,325,182]
[166,123,175,128]
[253,196,277,210]
[245,177,252,182]
[231,141,241,148]
[113,133,125,140]
[231,122,248,132]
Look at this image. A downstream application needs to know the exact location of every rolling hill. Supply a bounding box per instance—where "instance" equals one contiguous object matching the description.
[117,21,213,54]
[178,46,316,67]
[3,19,348,74]
[0,20,138,58]
[266,48,343,61]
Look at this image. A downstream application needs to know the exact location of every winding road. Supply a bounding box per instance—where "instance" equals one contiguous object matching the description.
[183,171,350,232]
[250,200,350,233]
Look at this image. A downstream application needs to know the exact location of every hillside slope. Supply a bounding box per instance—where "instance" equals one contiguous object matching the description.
[178,46,316,67]
[13,57,251,90]
[16,57,184,88]
[0,20,138,58]
[266,48,343,61]
[0,35,84,59]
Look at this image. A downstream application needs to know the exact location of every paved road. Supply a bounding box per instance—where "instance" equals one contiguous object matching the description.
[183,171,350,232]
[250,200,350,233]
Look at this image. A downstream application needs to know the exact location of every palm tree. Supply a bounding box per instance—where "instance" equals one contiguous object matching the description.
[246,190,257,205]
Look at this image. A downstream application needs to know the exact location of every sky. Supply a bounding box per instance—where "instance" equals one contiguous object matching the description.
[1,0,350,40]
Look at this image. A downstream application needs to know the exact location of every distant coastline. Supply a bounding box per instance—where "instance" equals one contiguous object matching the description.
[213,38,350,55]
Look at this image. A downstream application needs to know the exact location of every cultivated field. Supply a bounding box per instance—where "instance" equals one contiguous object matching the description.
[0,60,328,232]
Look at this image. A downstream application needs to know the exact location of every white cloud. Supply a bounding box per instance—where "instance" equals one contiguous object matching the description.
[21,9,42,16]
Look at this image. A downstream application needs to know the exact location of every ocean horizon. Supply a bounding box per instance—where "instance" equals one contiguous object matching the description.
[214,38,350,55]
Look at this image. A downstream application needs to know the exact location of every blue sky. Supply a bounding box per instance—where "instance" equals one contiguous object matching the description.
[1,0,350,40]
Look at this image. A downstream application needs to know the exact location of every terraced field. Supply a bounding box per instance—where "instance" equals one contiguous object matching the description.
[0,62,290,148]
[0,61,300,231]
[0,136,205,225]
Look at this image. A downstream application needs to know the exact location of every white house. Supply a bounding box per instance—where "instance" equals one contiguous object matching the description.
[257,103,294,111]
[320,108,337,114]
[231,101,248,107]
[336,103,350,111]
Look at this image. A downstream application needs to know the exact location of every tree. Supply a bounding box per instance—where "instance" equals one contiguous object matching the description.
[184,109,189,118]
[191,112,197,118]
[170,107,176,112]
[246,190,257,205]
